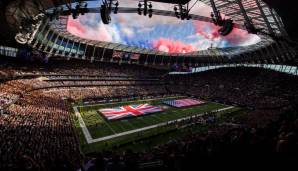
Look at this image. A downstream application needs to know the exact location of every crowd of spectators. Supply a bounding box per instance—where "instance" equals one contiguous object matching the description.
[0,93,17,108]
[40,85,168,102]
[0,57,166,79]
[79,67,298,170]
[166,67,295,110]
[0,57,167,170]
[1,92,82,170]
[1,57,298,170]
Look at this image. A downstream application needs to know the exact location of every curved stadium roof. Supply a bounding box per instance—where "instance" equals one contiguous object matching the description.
[3,0,296,64]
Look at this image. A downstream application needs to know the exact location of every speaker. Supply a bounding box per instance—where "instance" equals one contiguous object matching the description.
[219,19,234,36]
[100,5,111,24]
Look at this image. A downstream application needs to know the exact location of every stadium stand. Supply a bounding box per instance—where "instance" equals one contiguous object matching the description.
[0,0,298,170]
[0,57,298,170]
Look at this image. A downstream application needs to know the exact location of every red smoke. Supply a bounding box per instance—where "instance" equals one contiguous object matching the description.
[193,21,251,45]
[193,21,221,40]
[224,28,250,45]
[152,38,196,53]
[67,18,86,35]
[67,17,112,41]
[66,15,256,53]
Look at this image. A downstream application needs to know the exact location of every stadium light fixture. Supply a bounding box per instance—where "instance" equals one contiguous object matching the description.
[137,1,153,18]
[114,1,119,14]
[100,0,119,24]
[173,4,190,20]
[209,0,234,36]
[72,9,78,19]
[80,2,89,15]
[219,19,234,36]
[100,4,111,24]
[174,6,178,11]
[138,8,142,15]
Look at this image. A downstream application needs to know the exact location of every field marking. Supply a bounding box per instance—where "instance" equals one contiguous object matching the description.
[150,114,164,122]
[73,107,93,142]
[74,105,235,144]
[103,119,117,134]
[124,120,139,129]
[74,96,186,108]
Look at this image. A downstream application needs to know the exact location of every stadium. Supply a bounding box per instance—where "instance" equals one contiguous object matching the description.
[0,0,298,170]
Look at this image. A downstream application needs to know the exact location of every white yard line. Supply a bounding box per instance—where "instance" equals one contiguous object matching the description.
[103,120,117,134]
[74,106,235,144]
[216,106,234,112]
[73,107,93,143]
[151,114,164,122]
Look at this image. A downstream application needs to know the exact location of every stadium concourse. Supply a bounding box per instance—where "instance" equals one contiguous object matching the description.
[1,0,298,170]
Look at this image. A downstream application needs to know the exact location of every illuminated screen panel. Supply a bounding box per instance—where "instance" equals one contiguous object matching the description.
[67,0,260,53]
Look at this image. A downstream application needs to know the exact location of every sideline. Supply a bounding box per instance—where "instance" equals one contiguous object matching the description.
[73,107,93,142]
[73,106,235,144]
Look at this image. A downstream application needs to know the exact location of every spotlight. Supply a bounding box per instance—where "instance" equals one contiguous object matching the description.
[72,10,78,19]
[75,4,80,10]
[187,15,191,20]
[100,4,111,24]
[114,7,118,14]
[81,3,88,15]
[138,8,142,15]
[148,8,153,18]
[175,12,179,18]
[218,19,234,36]
[113,1,119,14]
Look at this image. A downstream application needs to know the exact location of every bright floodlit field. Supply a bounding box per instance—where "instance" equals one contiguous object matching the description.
[72,96,246,154]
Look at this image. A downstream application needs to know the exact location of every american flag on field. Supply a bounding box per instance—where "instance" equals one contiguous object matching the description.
[163,98,205,108]
[99,104,162,120]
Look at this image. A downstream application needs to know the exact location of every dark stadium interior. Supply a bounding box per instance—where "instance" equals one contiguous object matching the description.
[1,0,298,170]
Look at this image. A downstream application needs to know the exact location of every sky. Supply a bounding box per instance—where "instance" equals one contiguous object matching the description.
[67,0,260,53]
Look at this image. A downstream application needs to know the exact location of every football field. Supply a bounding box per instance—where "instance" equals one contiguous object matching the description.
[72,96,242,154]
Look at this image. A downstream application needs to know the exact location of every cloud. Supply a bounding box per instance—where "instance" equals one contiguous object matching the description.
[152,38,197,53]
[67,14,122,43]
[192,20,261,47]
[224,28,261,46]
[67,17,86,35]
[121,27,134,38]
[193,21,221,40]
[66,1,261,53]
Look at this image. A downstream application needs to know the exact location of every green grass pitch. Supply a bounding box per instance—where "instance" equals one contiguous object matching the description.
[72,96,243,154]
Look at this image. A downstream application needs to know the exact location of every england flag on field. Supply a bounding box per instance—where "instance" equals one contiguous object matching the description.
[163,98,205,108]
[99,104,162,120]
